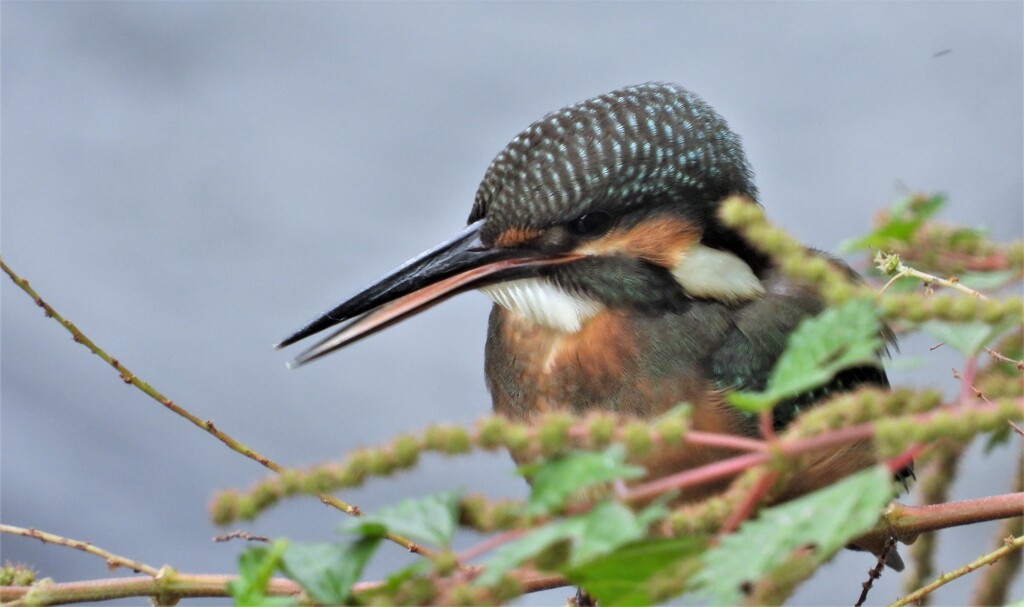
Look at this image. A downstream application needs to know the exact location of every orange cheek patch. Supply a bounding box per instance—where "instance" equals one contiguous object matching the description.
[495,227,543,247]
[578,217,700,267]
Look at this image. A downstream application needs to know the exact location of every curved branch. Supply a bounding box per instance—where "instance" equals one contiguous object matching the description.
[0,525,158,577]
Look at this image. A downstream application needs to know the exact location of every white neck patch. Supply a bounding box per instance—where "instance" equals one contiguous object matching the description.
[480,278,603,333]
[671,244,765,302]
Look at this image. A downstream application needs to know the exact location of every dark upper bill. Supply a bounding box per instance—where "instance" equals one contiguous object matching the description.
[276,219,580,367]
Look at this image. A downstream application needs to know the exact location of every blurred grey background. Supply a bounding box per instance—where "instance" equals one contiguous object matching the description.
[2,3,1021,605]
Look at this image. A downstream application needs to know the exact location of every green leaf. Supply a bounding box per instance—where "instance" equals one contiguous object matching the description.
[842,193,945,251]
[983,422,1014,454]
[922,320,1016,357]
[695,466,895,604]
[728,299,883,412]
[520,445,646,515]
[475,501,653,587]
[229,540,298,606]
[957,269,1018,291]
[280,537,382,605]
[339,490,461,548]
[564,537,707,607]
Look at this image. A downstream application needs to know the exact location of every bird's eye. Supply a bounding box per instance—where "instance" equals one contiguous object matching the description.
[567,211,613,237]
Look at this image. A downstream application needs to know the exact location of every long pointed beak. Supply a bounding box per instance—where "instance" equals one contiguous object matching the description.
[277,219,580,367]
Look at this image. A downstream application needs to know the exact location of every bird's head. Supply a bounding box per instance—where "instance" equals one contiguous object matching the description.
[278,82,768,365]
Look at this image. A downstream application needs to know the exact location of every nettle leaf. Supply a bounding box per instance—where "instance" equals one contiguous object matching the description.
[565,537,707,607]
[280,537,381,605]
[842,193,945,251]
[695,466,895,604]
[276,536,380,601]
[229,540,297,606]
[339,490,461,548]
[520,445,646,515]
[728,299,883,413]
[922,319,1016,357]
[475,501,655,587]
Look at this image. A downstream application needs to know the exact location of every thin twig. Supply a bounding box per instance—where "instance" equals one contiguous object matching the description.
[876,254,990,300]
[0,257,432,559]
[0,525,159,577]
[887,535,1024,607]
[969,450,1024,605]
[986,347,1024,371]
[854,537,895,607]
[902,442,963,598]
[213,530,270,543]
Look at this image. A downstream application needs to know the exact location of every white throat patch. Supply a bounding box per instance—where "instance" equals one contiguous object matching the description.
[671,244,765,302]
[480,278,603,333]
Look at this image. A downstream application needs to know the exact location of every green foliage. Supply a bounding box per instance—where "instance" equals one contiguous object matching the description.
[728,299,883,412]
[205,195,1023,606]
[842,193,945,251]
[957,269,1019,290]
[339,490,461,548]
[563,537,707,606]
[229,540,297,607]
[694,467,896,604]
[921,319,1016,357]
[280,538,381,605]
[518,445,646,516]
[475,500,665,587]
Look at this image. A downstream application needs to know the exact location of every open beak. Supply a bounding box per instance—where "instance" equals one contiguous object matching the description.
[276,219,581,367]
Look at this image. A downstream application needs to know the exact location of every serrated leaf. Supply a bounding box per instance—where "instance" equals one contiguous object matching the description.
[229,540,298,606]
[339,490,461,548]
[280,537,381,605]
[695,466,895,604]
[728,299,883,412]
[520,446,646,515]
[564,537,707,607]
[842,194,945,251]
[475,501,652,587]
[922,320,1016,357]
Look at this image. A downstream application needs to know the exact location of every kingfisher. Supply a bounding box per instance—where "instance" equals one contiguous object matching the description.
[276,82,903,568]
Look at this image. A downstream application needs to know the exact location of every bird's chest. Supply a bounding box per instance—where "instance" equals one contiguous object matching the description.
[483,306,712,421]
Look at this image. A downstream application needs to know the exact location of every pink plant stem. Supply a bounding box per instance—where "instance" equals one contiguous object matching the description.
[623,401,1012,504]
[890,492,1024,532]
[457,529,528,563]
[719,470,780,535]
[686,431,767,452]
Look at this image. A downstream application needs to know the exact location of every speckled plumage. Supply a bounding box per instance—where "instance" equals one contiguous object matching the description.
[470,82,757,243]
